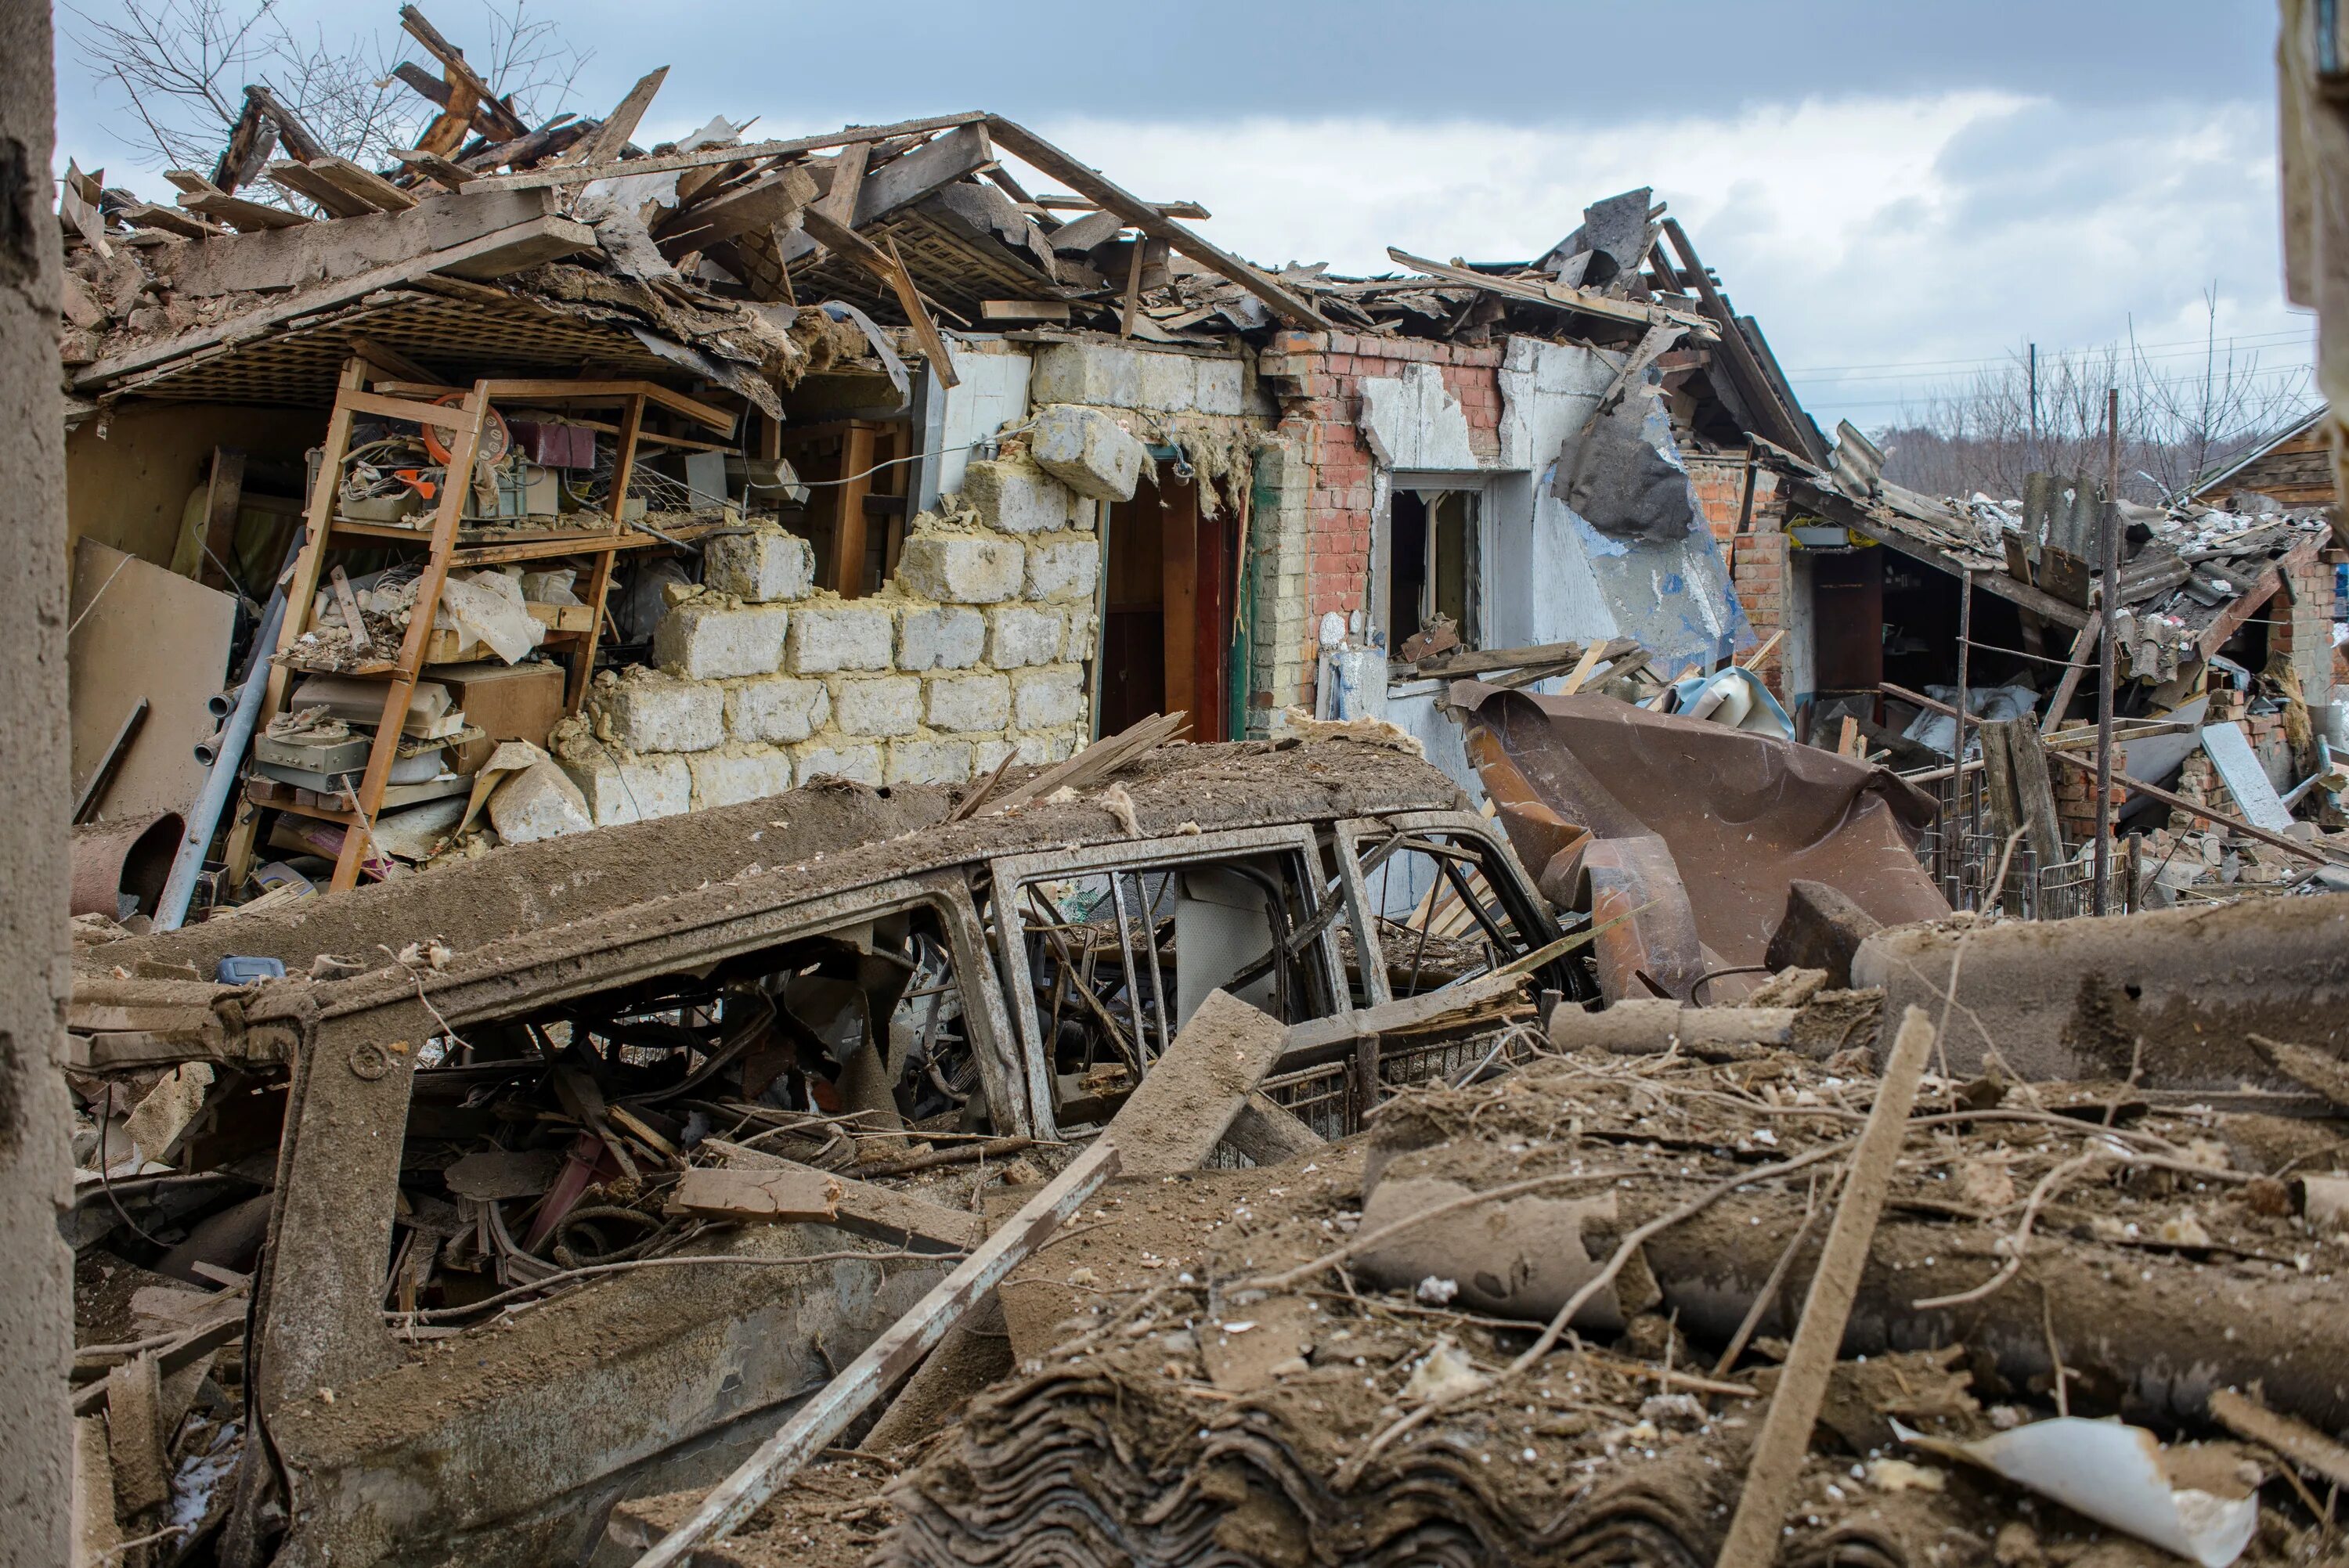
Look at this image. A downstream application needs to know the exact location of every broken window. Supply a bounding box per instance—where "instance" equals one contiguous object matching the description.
[982,833,1349,1133]
[1351,824,1544,993]
[391,889,1004,1315]
[1385,488,1480,650]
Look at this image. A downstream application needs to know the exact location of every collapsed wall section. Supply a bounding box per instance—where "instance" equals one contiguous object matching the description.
[555,463,1099,820]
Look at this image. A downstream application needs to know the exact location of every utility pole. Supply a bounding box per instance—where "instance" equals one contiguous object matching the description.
[2092,386,2120,914]
[2027,342,2039,468]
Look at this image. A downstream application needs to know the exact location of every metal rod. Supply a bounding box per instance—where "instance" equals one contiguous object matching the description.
[157,562,294,928]
[1105,875,1150,1068]
[2094,387,2120,915]
[1139,871,1174,1061]
[1954,568,1974,905]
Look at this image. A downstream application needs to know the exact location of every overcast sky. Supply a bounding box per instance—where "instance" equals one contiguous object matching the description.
[52,0,2311,432]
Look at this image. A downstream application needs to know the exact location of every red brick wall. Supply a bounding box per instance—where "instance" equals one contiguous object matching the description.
[1258,330,1505,658]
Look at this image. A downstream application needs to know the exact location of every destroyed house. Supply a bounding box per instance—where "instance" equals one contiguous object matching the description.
[56,48,1825,914]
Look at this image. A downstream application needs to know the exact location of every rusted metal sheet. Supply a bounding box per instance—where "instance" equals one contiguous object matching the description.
[1455,683,1949,1002]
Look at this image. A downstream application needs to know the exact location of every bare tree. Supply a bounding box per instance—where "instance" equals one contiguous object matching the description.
[70,0,590,176]
[1876,310,2314,503]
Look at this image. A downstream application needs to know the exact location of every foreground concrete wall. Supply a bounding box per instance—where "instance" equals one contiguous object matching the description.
[0,0,77,1562]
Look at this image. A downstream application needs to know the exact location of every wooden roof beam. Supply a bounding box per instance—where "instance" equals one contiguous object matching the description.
[983,116,1330,328]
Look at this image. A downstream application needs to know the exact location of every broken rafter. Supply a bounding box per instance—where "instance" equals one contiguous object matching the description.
[398,5,530,140]
[1035,193,1211,218]
[556,66,669,168]
[799,207,961,388]
[1384,247,1715,339]
[480,110,990,190]
[983,117,1331,328]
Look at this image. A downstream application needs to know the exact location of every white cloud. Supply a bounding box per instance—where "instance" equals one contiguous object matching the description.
[1009,93,2311,431]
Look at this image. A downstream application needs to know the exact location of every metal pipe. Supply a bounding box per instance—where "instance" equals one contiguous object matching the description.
[2094,387,2120,915]
[1954,567,1974,905]
[1105,874,1150,1068]
[1138,871,1173,1062]
[156,570,290,929]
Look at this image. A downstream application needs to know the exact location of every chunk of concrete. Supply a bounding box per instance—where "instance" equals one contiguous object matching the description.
[897,606,987,671]
[688,746,796,808]
[960,456,1077,536]
[703,527,814,603]
[1025,539,1100,603]
[895,533,1024,604]
[830,675,922,737]
[786,601,896,674]
[724,676,829,744]
[560,751,692,826]
[489,760,594,845]
[654,602,788,680]
[1028,405,1146,502]
[924,672,1011,732]
[887,738,973,785]
[1765,879,1883,990]
[1028,341,1142,408]
[987,606,1065,668]
[1012,665,1086,730]
[792,740,884,786]
[593,672,723,753]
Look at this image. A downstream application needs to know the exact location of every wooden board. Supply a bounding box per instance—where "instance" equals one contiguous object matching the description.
[666,1166,843,1223]
[67,539,236,824]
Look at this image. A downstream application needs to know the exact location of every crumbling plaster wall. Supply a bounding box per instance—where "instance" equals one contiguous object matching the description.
[1,0,76,1559]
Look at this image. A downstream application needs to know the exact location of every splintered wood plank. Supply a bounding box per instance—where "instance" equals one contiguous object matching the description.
[394,148,478,190]
[560,66,669,168]
[398,4,529,139]
[305,155,420,213]
[666,1166,843,1223]
[266,160,381,219]
[1714,1007,1936,1568]
[700,1140,986,1253]
[1102,989,1290,1177]
[632,1141,1120,1568]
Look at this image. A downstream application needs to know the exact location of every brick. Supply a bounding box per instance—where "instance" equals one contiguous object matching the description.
[724,675,828,744]
[785,600,895,673]
[792,740,883,786]
[987,605,1066,667]
[592,671,723,753]
[488,759,594,844]
[561,750,692,826]
[959,455,1078,535]
[1012,665,1086,730]
[925,672,1010,731]
[897,605,987,670]
[1026,539,1100,602]
[688,745,796,809]
[702,526,814,603]
[887,738,973,785]
[829,674,922,736]
[895,532,1025,603]
[654,601,788,680]
[1028,404,1147,501]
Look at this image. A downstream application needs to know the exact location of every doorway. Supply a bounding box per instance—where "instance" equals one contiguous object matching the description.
[1098,469,1231,741]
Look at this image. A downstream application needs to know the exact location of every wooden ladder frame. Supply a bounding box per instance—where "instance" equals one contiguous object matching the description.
[218,359,726,895]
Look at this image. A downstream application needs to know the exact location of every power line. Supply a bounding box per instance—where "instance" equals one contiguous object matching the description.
[1781,326,2311,379]
[1791,336,2317,388]
[1805,362,2317,415]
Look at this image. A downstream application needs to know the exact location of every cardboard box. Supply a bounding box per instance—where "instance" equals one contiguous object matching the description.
[431,660,566,749]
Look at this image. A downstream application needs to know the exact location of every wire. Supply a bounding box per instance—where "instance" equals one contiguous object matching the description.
[796,423,1036,489]
[1783,327,2313,378]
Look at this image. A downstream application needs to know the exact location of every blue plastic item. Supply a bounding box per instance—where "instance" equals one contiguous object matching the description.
[216,955,287,985]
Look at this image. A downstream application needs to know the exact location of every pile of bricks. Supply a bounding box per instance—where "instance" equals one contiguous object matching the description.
[550,456,1101,825]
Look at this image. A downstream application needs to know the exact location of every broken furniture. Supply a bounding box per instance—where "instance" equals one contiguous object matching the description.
[221,359,734,891]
